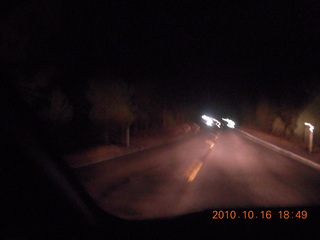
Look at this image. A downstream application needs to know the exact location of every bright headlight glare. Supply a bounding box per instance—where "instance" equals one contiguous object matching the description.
[202,115,214,126]
[222,118,235,128]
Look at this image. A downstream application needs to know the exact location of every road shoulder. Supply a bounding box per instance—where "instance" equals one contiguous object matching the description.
[238,126,320,170]
[65,123,200,168]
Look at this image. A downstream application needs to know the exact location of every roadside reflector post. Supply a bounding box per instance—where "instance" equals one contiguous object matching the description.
[309,130,313,153]
[304,122,314,153]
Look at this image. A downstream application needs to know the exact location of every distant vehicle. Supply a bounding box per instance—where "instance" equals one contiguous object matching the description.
[201,115,221,128]
[222,118,236,128]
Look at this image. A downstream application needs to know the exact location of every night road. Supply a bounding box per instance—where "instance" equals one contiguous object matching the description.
[73,129,320,220]
[3,2,320,239]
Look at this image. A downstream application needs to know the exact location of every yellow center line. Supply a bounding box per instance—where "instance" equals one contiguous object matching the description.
[205,139,215,149]
[187,161,203,182]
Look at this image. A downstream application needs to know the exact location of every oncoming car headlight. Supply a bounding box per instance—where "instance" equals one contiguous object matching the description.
[202,115,214,126]
[201,115,221,128]
[222,118,236,128]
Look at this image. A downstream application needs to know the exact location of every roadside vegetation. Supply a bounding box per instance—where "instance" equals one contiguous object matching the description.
[240,79,320,150]
[11,69,197,154]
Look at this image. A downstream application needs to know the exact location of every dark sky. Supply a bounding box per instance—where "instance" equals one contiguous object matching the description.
[1,0,320,116]
[60,1,320,78]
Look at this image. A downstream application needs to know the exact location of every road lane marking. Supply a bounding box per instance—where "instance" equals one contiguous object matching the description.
[205,139,215,148]
[238,129,320,171]
[187,161,203,182]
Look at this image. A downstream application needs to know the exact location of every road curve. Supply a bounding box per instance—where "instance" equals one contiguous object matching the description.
[73,128,320,220]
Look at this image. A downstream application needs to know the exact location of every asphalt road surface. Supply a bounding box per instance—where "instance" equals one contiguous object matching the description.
[73,128,320,220]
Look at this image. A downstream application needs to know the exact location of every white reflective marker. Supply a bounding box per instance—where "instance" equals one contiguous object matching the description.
[304,122,314,132]
[304,122,314,153]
